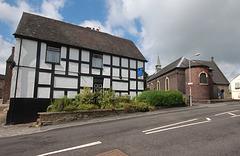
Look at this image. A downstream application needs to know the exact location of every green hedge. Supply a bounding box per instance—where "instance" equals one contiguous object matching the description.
[137,90,184,107]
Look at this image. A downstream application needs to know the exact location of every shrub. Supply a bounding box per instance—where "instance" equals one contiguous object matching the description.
[77,104,99,110]
[135,102,149,112]
[63,105,77,111]
[47,96,73,112]
[73,87,95,105]
[137,90,183,107]
[123,103,136,112]
[97,88,116,109]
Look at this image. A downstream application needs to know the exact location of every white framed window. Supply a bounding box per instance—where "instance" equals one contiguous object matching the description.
[92,54,103,68]
[157,81,160,90]
[235,82,240,89]
[165,77,169,91]
[46,46,61,64]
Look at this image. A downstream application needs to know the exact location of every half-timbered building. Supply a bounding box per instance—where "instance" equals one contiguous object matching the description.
[7,12,147,124]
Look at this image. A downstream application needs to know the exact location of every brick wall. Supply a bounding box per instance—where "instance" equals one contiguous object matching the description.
[0,78,4,99]
[2,47,14,104]
[185,66,213,100]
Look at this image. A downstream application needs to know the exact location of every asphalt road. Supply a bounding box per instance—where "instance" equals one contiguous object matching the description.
[0,103,240,156]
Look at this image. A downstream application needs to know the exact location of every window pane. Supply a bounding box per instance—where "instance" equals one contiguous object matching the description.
[92,54,103,68]
[200,73,207,83]
[46,46,60,63]
[235,82,240,89]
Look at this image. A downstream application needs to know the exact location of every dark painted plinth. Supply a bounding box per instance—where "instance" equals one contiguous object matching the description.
[6,98,51,124]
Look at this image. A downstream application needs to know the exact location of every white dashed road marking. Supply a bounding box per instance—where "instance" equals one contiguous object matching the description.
[37,141,102,156]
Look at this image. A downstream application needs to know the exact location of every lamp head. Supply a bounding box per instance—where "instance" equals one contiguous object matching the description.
[195,53,200,56]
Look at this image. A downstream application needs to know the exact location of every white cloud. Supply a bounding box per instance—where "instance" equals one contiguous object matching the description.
[105,0,240,81]
[0,0,66,75]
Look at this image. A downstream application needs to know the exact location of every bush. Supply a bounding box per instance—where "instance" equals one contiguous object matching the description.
[135,102,149,112]
[77,104,99,110]
[137,90,183,107]
[97,88,116,109]
[73,87,95,105]
[47,96,73,112]
[63,105,78,111]
[123,103,136,112]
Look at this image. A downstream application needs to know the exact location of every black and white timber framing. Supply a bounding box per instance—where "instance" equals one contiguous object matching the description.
[6,12,147,124]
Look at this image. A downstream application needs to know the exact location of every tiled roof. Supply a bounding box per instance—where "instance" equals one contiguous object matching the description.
[14,12,147,62]
[148,57,229,85]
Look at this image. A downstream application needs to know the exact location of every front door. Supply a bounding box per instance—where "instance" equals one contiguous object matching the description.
[93,78,103,92]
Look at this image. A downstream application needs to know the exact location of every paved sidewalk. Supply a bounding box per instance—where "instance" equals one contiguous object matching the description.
[0,101,239,138]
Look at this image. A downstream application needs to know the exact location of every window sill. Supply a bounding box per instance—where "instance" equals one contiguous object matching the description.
[200,83,208,86]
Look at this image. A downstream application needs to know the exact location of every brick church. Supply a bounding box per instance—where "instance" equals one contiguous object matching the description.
[147,56,230,101]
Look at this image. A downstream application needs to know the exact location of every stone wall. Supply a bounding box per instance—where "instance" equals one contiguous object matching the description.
[39,108,127,125]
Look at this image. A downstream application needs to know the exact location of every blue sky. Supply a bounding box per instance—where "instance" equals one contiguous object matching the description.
[0,0,240,81]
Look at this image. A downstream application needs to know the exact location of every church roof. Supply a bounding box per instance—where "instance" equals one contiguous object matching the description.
[148,57,229,85]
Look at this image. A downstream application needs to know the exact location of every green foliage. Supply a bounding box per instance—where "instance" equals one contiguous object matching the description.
[97,88,116,109]
[73,87,95,105]
[135,102,149,112]
[77,104,99,110]
[123,103,136,112]
[63,105,77,111]
[47,96,73,112]
[137,90,183,107]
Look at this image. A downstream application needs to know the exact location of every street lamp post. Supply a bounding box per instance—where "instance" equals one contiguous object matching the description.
[189,53,200,106]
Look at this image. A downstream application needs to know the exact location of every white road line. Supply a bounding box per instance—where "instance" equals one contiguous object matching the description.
[215,110,239,116]
[142,118,198,133]
[206,118,211,121]
[37,141,102,156]
[145,120,210,135]
[228,112,237,116]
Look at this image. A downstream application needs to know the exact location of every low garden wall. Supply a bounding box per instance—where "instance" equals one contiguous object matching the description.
[38,108,127,125]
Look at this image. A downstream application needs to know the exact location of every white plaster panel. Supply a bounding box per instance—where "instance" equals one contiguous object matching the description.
[70,48,79,60]
[14,38,21,64]
[40,43,51,69]
[130,80,136,90]
[80,76,93,87]
[130,91,136,99]
[138,92,142,95]
[138,61,143,68]
[16,68,35,98]
[121,58,128,68]
[55,61,66,71]
[68,91,77,98]
[10,68,17,98]
[81,50,90,62]
[103,55,110,65]
[55,71,65,75]
[103,78,110,88]
[20,39,37,67]
[38,87,50,98]
[39,72,51,85]
[69,62,78,73]
[121,92,128,96]
[122,69,128,80]
[130,59,136,69]
[103,66,110,76]
[53,91,64,98]
[81,63,89,74]
[92,69,100,75]
[130,70,136,79]
[61,46,67,59]
[112,81,128,91]
[115,92,120,96]
[112,68,119,77]
[54,77,78,89]
[113,56,120,66]
[138,81,144,90]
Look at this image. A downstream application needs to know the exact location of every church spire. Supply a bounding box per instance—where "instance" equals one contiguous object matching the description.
[155,55,161,72]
